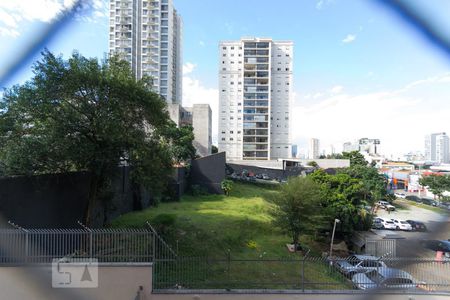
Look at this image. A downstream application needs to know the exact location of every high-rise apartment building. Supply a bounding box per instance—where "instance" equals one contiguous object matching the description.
[109,0,182,104]
[309,138,320,159]
[218,38,293,160]
[425,132,450,163]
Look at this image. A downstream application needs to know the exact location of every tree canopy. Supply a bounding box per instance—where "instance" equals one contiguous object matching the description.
[419,174,450,202]
[270,176,324,249]
[342,151,368,167]
[0,50,195,224]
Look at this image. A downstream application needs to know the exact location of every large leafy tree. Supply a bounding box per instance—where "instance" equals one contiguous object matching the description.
[342,151,368,167]
[0,50,194,225]
[270,176,325,250]
[419,174,450,202]
[338,165,388,204]
[309,169,369,234]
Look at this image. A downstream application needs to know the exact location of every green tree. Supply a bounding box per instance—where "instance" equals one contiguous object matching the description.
[342,151,368,167]
[419,174,450,202]
[0,50,194,225]
[221,179,233,196]
[339,165,387,204]
[307,161,319,168]
[309,169,368,234]
[270,176,324,250]
[211,145,218,154]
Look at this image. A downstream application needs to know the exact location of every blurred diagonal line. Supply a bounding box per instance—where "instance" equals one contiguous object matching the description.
[375,0,450,59]
[0,0,85,87]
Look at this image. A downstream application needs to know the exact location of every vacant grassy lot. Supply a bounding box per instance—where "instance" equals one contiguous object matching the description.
[112,181,350,290]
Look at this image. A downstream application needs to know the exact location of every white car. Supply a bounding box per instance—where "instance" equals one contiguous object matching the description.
[377,201,395,211]
[391,219,413,231]
[394,192,406,199]
[380,218,396,230]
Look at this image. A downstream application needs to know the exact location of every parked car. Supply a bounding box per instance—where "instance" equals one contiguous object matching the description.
[379,218,396,230]
[394,192,406,199]
[391,219,413,231]
[377,201,395,211]
[352,268,419,290]
[261,174,270,180]
[372,218,384,229]
[255,174,263,179]
[421,198,437,206]
[406,220,427,232]
[420,240,450,252]
[405,195,421,203]
[334,255,387,277]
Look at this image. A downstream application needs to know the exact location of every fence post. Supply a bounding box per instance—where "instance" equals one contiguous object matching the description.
[227,249,231,287]
[77,221,93,257]
[301,256,305,292]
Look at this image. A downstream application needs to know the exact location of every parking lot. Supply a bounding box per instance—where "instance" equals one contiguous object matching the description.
[373,200,449,258]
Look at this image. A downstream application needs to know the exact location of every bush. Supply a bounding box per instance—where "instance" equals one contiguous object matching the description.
[152,213,177,236]
[189,184,209,196]
[221,179,233,196]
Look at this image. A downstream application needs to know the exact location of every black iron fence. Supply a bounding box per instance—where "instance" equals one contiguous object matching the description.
[153,256,450,292]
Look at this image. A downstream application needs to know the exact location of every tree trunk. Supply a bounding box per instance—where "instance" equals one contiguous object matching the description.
[292,232,299,252]
[85,175,101,227]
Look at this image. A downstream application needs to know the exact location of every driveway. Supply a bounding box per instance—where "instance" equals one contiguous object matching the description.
[373,200,450,257]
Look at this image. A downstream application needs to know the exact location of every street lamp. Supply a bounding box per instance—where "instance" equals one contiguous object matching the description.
[329,218,340,259]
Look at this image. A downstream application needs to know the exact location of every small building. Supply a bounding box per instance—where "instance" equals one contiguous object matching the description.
[168,103,212,157]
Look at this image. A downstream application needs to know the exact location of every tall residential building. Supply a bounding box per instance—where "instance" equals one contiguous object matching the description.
[109,0,182,104]
[425,132,450,163]
[218,38,293,160]
[343,138,380,155]
[309,138,320,159]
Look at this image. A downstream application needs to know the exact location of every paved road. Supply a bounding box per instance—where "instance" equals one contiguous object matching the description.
[373,200,449,258]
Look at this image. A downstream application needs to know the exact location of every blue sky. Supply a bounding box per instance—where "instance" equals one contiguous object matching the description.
[1,0,450,158]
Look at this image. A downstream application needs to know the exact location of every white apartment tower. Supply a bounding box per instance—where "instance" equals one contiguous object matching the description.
[309,138,320,159]
[109,0,182,104]
[218,38,293,160]
[425,132,450,163]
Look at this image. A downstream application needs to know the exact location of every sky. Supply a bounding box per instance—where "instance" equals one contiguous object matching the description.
[0,0,450,159]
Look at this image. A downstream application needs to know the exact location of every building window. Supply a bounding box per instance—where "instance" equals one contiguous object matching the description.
[223,54,226,57]
[286,68,289,71]
[230,131,234,134]
[222,138,225,141]
[231,46,234,50]
[230,138,234,141]
[222,46,226,50]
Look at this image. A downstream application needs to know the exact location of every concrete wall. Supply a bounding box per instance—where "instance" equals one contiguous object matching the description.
[192,104,212,157]
[0,167,182,228]
[227,163,303,180]
[0,264,448,300]
[190,152,226,194]
[0,264,152,300]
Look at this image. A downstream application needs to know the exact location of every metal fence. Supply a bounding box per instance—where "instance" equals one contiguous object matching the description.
[153,256,450,292]
[0,222,174,264]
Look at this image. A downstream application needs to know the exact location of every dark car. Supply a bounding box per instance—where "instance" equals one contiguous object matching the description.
[420,240,450,252]
[406,220,427,232]
[421,198,437,206]
[405,195,421,202]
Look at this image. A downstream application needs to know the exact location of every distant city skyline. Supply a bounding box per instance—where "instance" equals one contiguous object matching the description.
[1,0,450,158]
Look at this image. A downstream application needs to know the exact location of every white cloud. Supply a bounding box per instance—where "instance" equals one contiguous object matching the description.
[342,34,356,43]
[183,62,196,75]
[182,73,219,144]
[313,92,323,99]
[316,0,334,10]
[291,73,450,157]
[330,85,343,94]
[0,0,107,38]
[0,27,19,38]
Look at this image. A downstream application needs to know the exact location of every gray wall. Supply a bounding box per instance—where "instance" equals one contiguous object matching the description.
[227,163,304,180]
[0,264,447,300]
[0,167,174,228]
[190,152,226,194]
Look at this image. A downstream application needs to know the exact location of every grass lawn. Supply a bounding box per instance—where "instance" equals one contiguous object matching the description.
[111,181,350,290]
[398,199,449,215]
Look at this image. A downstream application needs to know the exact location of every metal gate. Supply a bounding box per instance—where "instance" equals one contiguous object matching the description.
[366,239,396,257]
